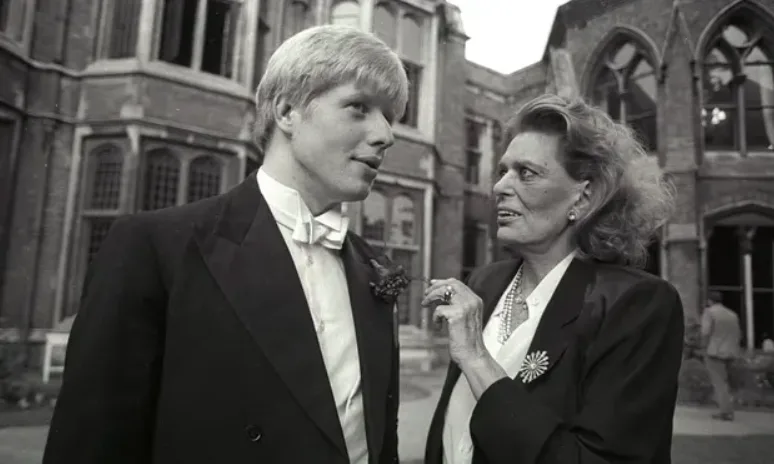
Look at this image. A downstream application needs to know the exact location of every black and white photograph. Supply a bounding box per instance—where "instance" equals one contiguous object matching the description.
[0,0,773,463]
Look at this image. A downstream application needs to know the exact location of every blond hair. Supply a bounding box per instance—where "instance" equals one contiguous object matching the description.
[254,25,409,151]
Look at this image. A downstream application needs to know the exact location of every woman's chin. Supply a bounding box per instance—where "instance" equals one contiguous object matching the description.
[496,228,523,245]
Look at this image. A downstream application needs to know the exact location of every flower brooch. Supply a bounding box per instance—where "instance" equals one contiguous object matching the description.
[519,350,549,383]
[369,258,411,304]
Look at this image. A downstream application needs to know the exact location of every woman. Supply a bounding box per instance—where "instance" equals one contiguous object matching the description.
[423,94,683,464]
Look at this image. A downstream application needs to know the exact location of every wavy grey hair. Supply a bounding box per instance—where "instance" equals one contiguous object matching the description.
[505,93,675,267]
[253,25,409,152]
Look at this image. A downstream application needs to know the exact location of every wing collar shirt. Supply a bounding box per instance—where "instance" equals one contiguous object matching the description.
[442,251,577,464]
[256,168,368,463]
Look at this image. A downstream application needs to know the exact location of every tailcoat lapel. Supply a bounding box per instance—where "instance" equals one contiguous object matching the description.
[341,237,395,459]
[193,178,348,457]
[520,258,594,388]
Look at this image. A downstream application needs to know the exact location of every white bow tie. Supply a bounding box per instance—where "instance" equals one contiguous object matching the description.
[290,215,349,250]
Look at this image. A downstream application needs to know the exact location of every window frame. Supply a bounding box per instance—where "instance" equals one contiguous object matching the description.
[67,136,133,320]
[66,135,237,320]
[396,10,426,129]
[329,0,361,29]
[369,2,429,131]
[281,0,313,42]
[152,0,245,80]
[461,220,489,282]
[464,117,487,185]
[700,16,774,156]
[588,36,659,154]
[136,141,229,211]
[0,0,36,51]
[97,0,143,59]
[0,113,19,318]
[359,185,424,326]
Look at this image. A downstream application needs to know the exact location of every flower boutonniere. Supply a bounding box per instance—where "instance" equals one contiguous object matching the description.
[368,257,416,304]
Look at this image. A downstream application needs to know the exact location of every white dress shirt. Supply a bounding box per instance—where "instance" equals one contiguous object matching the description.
[442,252,577,464]
[257,169,369,464]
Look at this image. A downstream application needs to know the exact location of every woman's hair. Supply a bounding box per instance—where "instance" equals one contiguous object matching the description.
[254,25,408,152]
[505,93,675,267]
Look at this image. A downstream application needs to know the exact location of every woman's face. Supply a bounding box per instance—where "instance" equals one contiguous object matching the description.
[493,131,588,252]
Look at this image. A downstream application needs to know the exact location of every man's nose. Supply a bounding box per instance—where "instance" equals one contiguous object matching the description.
[366,113,395,149]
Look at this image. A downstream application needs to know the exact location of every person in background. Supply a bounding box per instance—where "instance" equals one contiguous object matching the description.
[701,290,742,421]
[761,333,774,353]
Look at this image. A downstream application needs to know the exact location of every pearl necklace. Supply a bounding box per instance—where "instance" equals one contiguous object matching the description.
[498,266,529,345]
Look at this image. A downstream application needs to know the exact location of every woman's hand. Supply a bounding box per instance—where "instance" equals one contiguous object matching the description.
[422,278,487,366]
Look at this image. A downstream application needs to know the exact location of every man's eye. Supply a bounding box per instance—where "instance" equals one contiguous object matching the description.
[350,102,368,113]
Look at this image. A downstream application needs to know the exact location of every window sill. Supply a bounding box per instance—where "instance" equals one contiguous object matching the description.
[704,150,742,159]
[705,150,774,158]
[0,34,27,57]
[82,59,253,101]
[393,123,434,146]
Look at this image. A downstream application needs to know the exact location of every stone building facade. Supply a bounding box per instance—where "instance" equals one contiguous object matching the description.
[2,0,774,371]
[0,0,476,365]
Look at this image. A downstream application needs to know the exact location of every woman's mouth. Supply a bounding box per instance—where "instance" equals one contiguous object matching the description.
[496,209,522,223]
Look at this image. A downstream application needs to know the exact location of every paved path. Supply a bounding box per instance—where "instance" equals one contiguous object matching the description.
[2,369,773,464]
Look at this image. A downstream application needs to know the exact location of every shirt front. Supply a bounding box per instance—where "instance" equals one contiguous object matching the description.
[442,252,577,464]
[257,168,368,463]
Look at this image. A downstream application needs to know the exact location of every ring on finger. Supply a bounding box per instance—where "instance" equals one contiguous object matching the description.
[442,285,455,304]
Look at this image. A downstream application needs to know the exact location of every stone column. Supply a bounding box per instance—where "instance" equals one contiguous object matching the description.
[360,0,374,31]
[136,0,158,61]
[660,19,702,322]
[738,226,756,351]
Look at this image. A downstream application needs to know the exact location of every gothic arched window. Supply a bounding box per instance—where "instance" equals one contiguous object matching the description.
[702,13,774,153]
[590,37,658,152]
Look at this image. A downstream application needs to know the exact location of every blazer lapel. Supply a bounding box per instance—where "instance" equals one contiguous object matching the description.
[341,236,394,458]
[520,258,594,388]
[194,178,348,457]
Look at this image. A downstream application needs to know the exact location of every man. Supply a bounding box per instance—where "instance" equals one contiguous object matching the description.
[701,290,742,421]
[43,25,408,463]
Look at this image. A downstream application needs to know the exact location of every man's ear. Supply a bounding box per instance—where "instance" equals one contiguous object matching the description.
[272,95,295,136]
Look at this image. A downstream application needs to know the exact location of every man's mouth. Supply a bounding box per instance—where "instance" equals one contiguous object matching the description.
[354,156,382,170]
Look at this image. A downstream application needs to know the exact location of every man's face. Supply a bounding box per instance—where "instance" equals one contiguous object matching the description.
[286,82,395,212]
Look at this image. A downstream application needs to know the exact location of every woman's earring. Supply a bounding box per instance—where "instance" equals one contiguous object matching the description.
[568,211,577,222]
